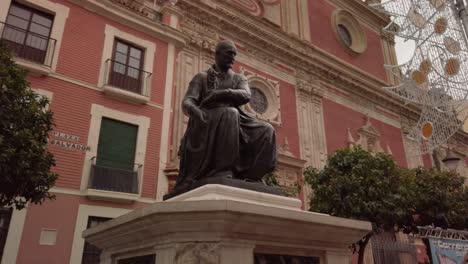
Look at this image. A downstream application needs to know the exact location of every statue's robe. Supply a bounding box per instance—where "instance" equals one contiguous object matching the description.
[175,66,277,189]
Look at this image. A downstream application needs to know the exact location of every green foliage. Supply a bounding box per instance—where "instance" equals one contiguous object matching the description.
[262,171,280,186]
[304,147,468,231]
[262,171,300,198]
[404,168,468,230]
[304,147,408,231]
[0,42,57,210]
[304,147,468,264]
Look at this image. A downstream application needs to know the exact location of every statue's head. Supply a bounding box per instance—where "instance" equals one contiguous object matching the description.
[215,40,237,71]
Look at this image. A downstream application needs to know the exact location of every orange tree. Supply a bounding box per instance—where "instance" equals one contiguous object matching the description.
[304,147,467,264]
[0,42,57,209]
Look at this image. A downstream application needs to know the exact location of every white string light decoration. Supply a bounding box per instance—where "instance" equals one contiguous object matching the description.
[370,0,468,155]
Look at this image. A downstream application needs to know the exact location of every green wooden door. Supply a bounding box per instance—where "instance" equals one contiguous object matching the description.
[96,118,138,171]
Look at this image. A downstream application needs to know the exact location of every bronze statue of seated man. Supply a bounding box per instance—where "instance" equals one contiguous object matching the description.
[174,40,277,191]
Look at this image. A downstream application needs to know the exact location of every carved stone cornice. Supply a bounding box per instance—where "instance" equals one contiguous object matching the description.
[297,79,324,99]
[69,0,189,47]
[278,153,307,169]
[328,0,390,31]
[181,17,218,52]
[177,0,419,120]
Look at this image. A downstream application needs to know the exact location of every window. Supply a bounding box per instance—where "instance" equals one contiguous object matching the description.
[250,87,269,114]
[108,39,145,94]
[332,10,367,54]
[88,118,140,194]
[99,25,155,103]
[81,216,112,264]
[2,2,54,64]
[242,71,281,126]
[337,24,352,47]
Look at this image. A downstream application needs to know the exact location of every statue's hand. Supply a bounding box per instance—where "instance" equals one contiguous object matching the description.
[190,107,207,123]
[201,89,231,108]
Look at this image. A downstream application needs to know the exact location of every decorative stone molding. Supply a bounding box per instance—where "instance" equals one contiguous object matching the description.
[332,9,368,54]
[161,1,184,29]
[296,78,324,99]
[177,0,419,123]
[175,243,220,264]
[241,68,281,126]
[68,0,188,47]
[182,17,218,52]
[347,116,393,155]
[328,0,389,31]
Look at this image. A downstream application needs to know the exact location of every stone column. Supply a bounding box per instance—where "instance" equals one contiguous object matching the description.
[296,78,327,209]
[161,1,183,29]
[155,244,176,264]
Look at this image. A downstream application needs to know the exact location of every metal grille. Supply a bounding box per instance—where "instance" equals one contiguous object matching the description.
[89,157,140,194]
[372,236,418,264]
[250,87,268,114]
[338,24,352,47]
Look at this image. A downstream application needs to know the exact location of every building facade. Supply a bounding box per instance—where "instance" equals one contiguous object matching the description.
[0,0,466,263]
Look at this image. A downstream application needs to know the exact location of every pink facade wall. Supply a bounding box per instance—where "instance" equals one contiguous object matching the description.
[56,0,169,105]
[26,0,169,199]
[15,194,149,264]
[309,0,387,82]
[322,97,408,168]
[16,194,80,264]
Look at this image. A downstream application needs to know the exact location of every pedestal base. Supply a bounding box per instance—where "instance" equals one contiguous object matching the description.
[163,176,284,200]
[84,185,371,264]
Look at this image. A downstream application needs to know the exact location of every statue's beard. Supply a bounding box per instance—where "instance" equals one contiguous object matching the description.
[217,62,232,71]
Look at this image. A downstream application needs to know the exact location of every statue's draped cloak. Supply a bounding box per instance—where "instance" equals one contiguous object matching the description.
[176,67,277,188]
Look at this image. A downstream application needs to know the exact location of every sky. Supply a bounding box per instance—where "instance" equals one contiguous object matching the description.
[395,37,415,64]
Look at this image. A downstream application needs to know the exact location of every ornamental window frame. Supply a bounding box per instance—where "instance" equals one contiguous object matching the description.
[332,9,367,54]
[99,24,155,104]
[242,69,282,127]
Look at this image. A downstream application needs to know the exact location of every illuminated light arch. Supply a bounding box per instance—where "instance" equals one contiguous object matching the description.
[370,0,468,155]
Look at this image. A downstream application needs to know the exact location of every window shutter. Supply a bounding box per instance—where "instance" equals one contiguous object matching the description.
[96,118,138,170]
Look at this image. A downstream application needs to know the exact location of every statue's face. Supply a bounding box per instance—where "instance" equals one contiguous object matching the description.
[215,45,237,71]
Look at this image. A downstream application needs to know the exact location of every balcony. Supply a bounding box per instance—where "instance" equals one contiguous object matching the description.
[87,157,141,203]
[0,21,56,75]
[103,59,152,103]
[109,0,163,22]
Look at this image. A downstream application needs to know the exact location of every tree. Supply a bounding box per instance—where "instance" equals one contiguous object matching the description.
[304,147,409,264]
[406,167,468,230]
[0,42,57,210]
[304,147,468,264]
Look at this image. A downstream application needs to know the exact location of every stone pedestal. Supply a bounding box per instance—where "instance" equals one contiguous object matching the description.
[83,185,371,264]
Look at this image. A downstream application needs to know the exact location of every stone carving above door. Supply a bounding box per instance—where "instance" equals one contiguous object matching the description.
[347,116,393,155]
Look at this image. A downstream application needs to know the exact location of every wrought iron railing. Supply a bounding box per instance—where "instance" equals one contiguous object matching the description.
[104,59,152,97]
[0,21,56,67]
[372,236,418,264]
[88,157,141,194]
[109,0,163,22]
